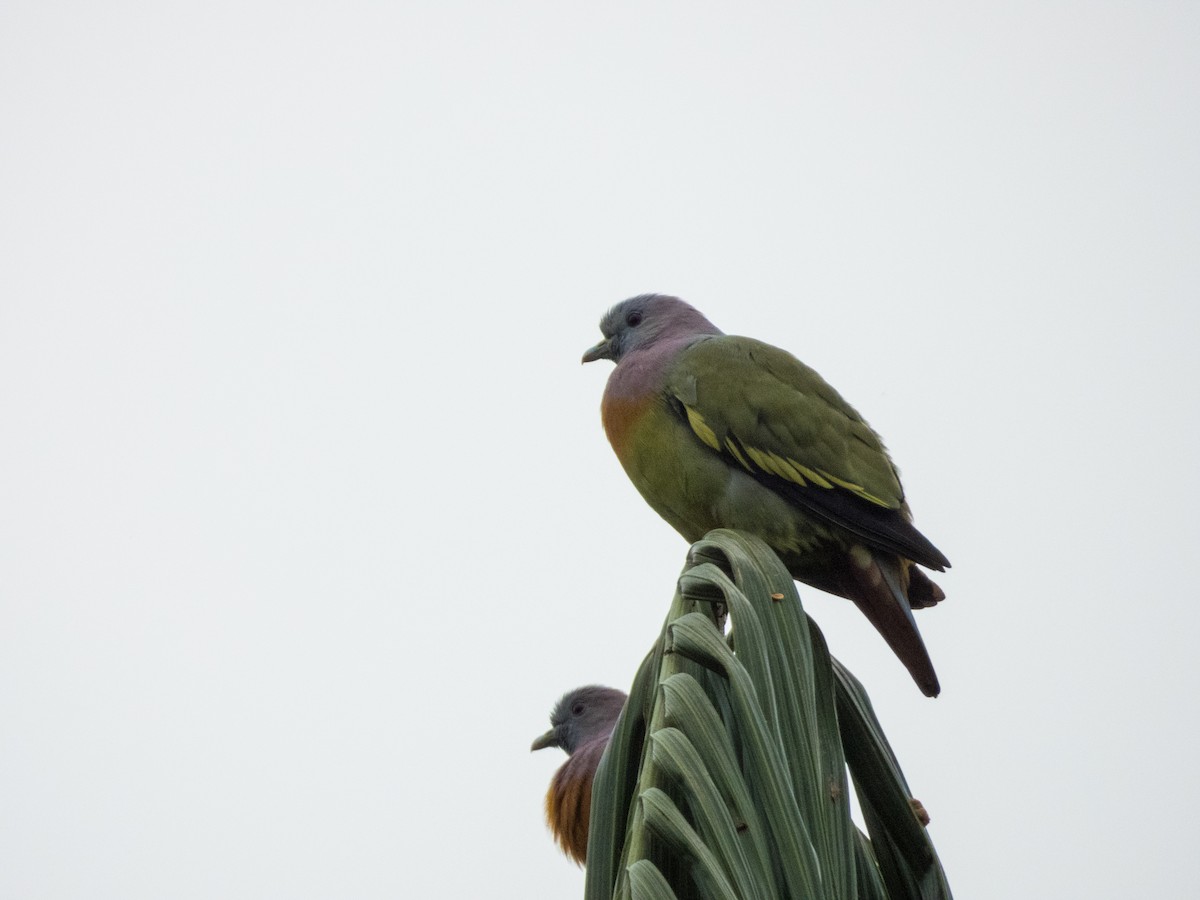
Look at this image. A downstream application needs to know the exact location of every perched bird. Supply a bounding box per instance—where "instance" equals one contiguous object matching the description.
[582,294,950,697]
[531,685,627,865]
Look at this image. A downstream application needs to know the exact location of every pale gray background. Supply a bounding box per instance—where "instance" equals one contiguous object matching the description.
[2,2,1197,898]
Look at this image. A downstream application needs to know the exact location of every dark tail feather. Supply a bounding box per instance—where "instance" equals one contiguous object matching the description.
[847,554,941,697]
[907,567,946,610]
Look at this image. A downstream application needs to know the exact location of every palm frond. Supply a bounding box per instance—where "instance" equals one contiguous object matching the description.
[585,529,951,900]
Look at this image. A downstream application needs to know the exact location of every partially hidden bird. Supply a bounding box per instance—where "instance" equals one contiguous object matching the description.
[531,685,627,865]
[582,294,950,697]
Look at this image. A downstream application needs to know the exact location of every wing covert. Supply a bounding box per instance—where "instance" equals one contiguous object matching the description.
[666,335,949,571]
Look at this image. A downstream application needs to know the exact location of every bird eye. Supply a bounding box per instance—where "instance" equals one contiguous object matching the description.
[625,311,643,327]
[572,703,585,716]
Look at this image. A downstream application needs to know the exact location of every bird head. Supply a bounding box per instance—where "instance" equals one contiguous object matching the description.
[530,685,627,755]
[582,294,722,364]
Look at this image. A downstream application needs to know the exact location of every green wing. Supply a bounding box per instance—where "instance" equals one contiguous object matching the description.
[666,336,949,570]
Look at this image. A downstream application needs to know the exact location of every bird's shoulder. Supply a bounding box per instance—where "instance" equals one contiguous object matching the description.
[670,335,855,415]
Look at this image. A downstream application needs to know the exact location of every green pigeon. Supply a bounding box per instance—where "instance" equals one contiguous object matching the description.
[582,294,950,697]
[531,685,627,865]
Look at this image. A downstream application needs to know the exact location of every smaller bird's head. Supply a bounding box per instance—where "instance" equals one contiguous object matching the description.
[582,294,722,364]
[531,685,627,755]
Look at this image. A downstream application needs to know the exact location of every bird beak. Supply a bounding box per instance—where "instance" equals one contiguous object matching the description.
[582,338,614,364]
[530,728,560,752]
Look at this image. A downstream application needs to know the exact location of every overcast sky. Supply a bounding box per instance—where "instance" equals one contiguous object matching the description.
[2,2,1198,898]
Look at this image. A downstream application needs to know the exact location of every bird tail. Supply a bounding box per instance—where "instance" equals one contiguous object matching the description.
[844,554,941,697]
[907,566,946,610]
